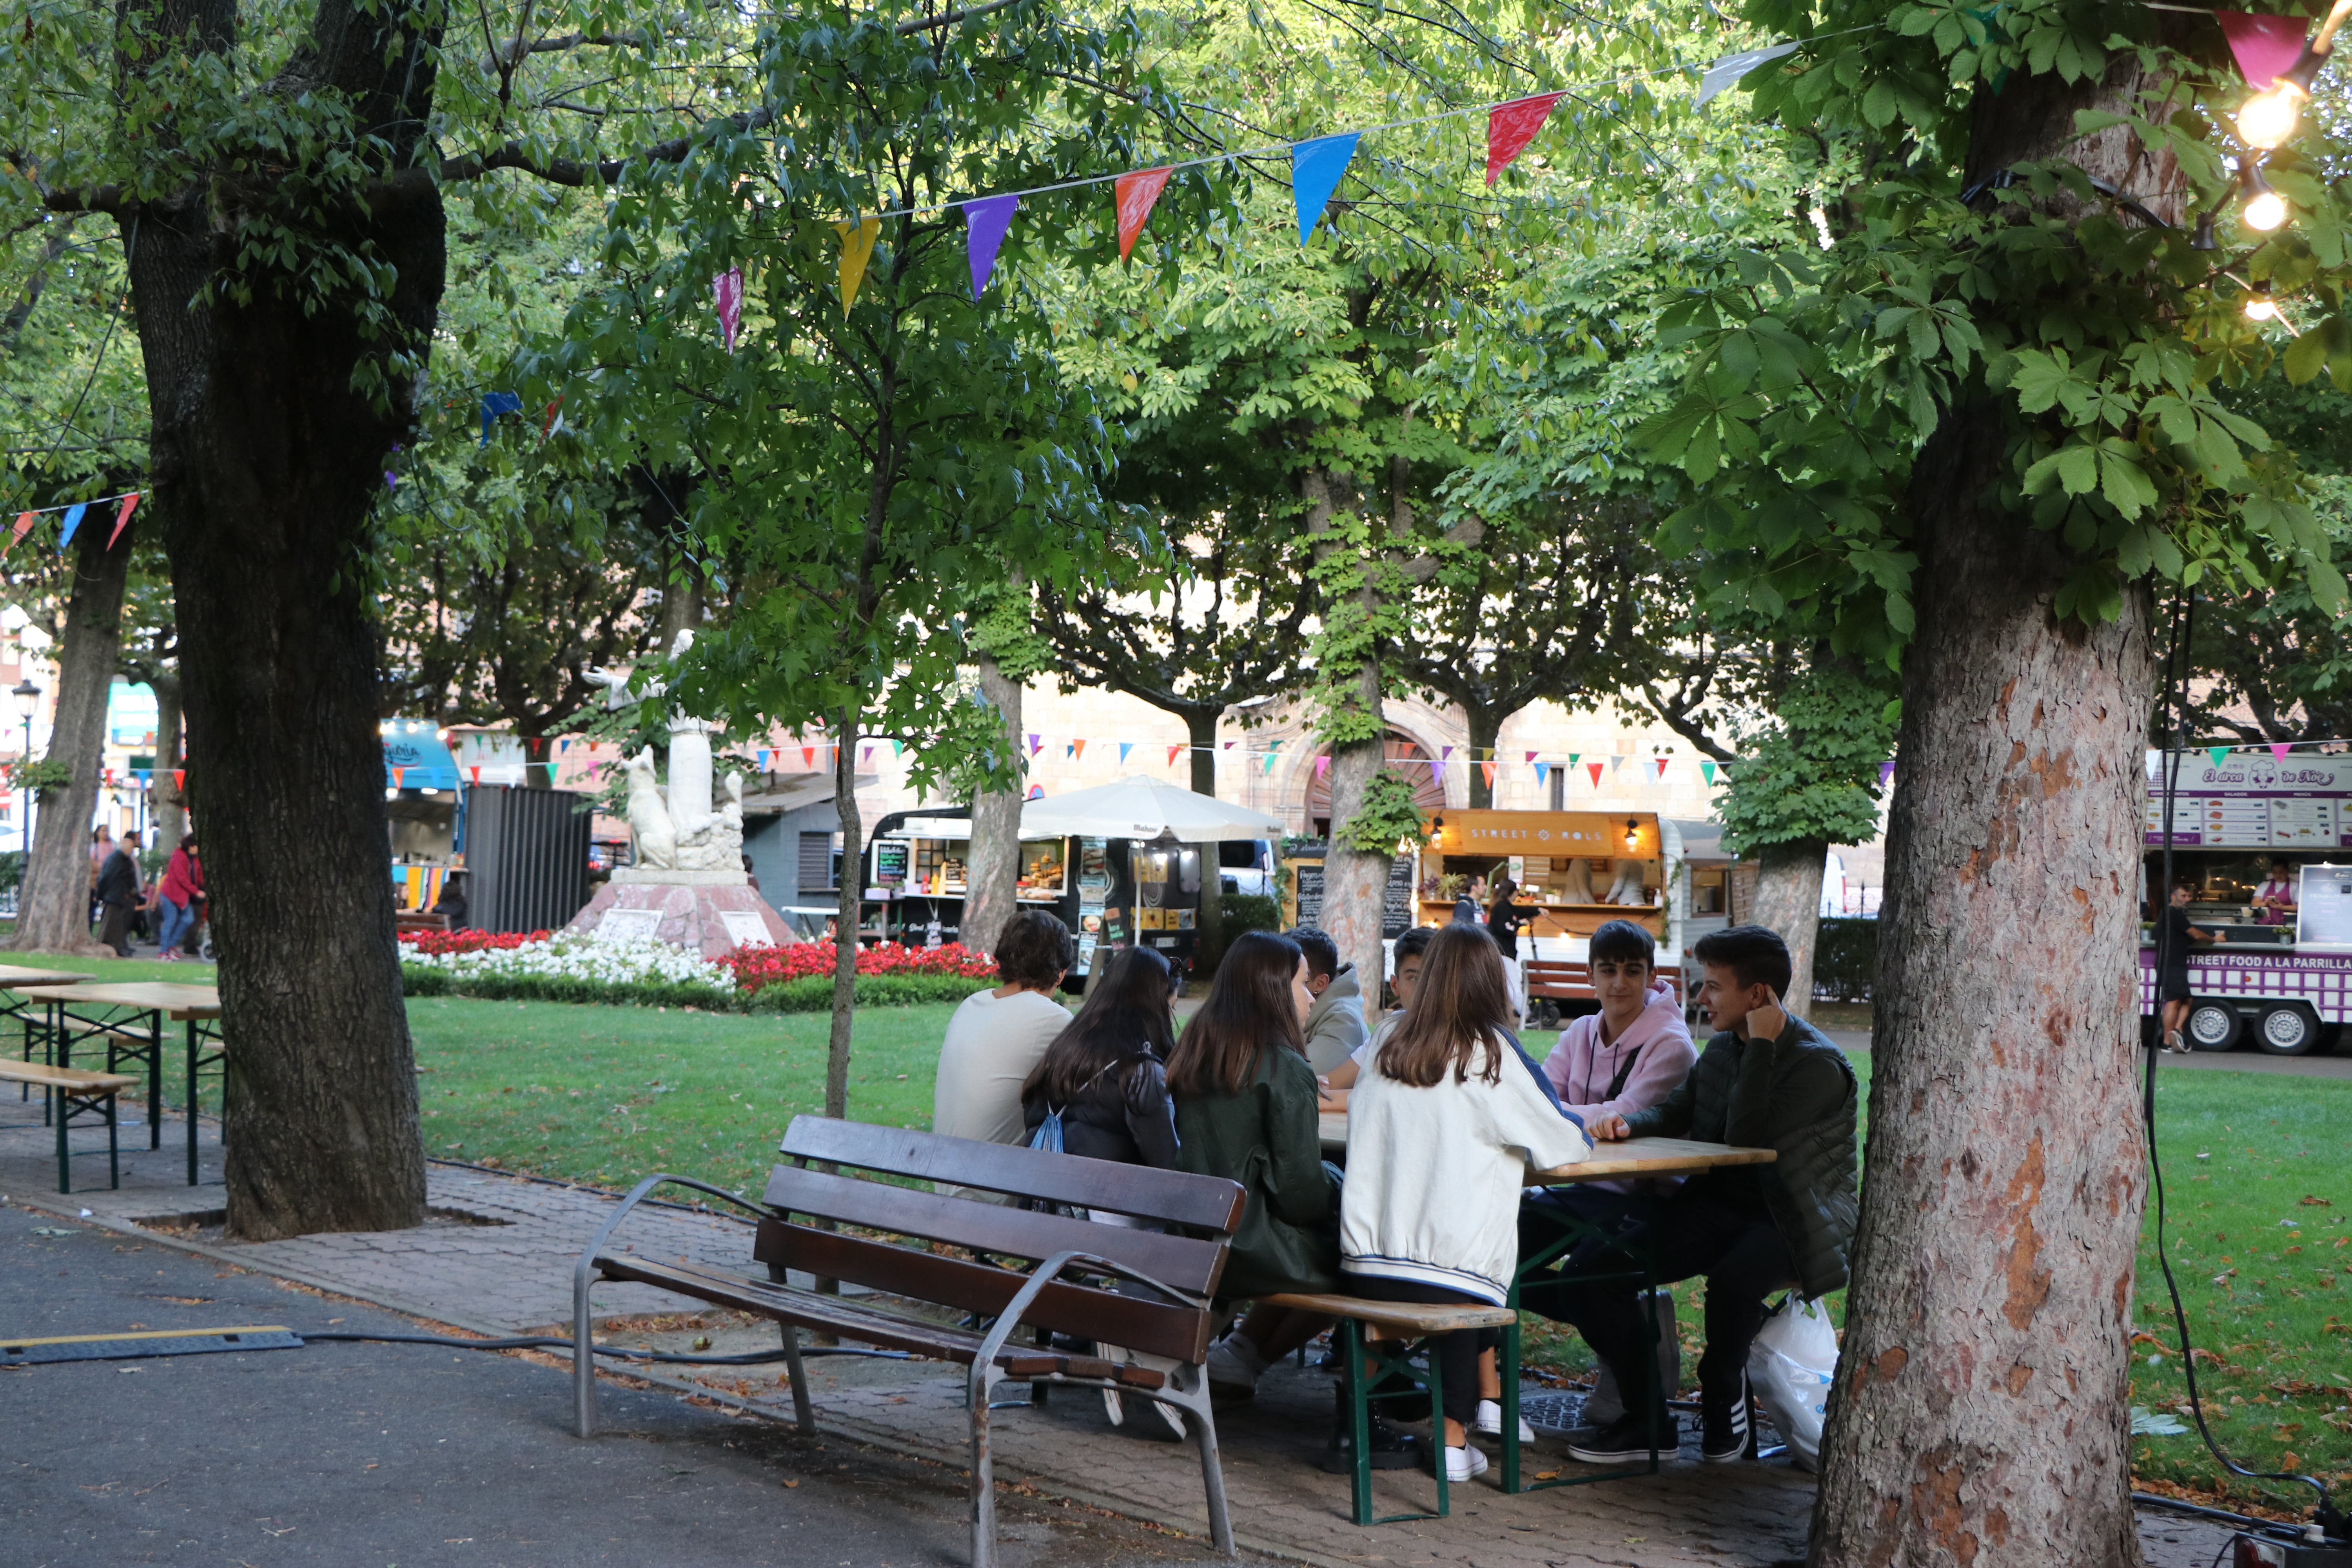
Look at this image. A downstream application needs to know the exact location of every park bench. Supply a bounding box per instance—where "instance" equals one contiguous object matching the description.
[0,1058,138,1192]
[573,1115,1248,1567]
[1258,1288,1518,1524]
[394,911,452,934]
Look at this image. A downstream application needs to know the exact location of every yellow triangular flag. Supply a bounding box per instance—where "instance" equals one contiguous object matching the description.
[833,217,881,315]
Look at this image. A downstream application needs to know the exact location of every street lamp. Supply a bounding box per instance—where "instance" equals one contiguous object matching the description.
[11,677,39,856]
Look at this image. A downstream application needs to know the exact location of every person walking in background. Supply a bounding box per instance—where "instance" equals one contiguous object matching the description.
[1285,926,1365,1075]
[155,835,203,961]
[94,830,143,956]
[2156,881,2221,1052]
[1486,875,1536,1026]
[88,826,113,926]
[1341,922,1590,1480]
[932,910,1073,1149]
[1020,945,1181,1171]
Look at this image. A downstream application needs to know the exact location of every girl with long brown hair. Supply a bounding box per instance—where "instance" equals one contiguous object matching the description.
[1342,923,1590,1481]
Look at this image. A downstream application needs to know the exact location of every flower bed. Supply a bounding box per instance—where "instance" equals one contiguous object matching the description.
[398,932,995,1011]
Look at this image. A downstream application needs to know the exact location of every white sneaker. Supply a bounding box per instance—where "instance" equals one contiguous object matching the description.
[1473,1398,1535,1442]
[1203,1334,1264,1395]
[1441,1442,1490,1481]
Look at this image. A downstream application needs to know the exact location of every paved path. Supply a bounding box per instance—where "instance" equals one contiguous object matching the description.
[0,1202,1220,1568]
[1,1099,2251,1568]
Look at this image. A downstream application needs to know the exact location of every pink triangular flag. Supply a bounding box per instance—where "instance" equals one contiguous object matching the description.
[713,267,744,351]
[1486,93,1563,186]
[1223,740,1235,750]
[106,492,140,548]
[1524,751,1537,764]
[2218,11,2308,89]
[1315,756,1330,780]
[2271,742,2292,759]
[1114,167,1173,262]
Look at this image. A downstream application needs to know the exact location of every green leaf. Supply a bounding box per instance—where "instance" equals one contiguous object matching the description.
[2096,441,2157,517]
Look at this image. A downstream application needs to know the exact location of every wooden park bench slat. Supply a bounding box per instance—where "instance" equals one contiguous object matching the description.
[0,1058,135,1193]
[0,1060,136,1093]
[760,1161,1230,1299]
[575,1116,1245,1568]
[1257,1290,1515,1336]
[777,1117,1249,1232]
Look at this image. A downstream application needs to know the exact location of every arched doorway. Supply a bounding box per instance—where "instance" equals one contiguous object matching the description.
[1303,733,1447,836]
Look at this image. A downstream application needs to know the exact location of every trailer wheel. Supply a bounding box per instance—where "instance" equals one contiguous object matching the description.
[2254,1002,2321,1057]
[2184,1000,2241,1052]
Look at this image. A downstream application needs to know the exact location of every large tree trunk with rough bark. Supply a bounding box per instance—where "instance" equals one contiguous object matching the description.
[960,650,1024,957]
[1746,836,1826,1020]
[1318,665,1390,996]
[10,526,134,958]
[1808,422,2156,1567]
[1807,49,2182,1568]
[109,0,446,1240]
[1465,702,1502,809]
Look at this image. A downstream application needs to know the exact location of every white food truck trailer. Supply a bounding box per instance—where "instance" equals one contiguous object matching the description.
[2142,748,2352,1054]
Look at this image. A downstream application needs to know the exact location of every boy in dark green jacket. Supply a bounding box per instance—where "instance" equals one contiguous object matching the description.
[1541,924,1858,1466]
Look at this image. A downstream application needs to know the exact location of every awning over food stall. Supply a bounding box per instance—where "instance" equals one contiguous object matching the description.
[1018,778,1283,842]
[381,719,461,791]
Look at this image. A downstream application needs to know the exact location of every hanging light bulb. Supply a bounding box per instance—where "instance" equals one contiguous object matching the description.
[2242,164,2289,232]
[2245,283,2280,322]
[2237,81,2306,149]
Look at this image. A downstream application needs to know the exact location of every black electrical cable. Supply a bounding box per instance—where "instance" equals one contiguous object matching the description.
[299,1329,909,1365]
[2143,590,2345,1537]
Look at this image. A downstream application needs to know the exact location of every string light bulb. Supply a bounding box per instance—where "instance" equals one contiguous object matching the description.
[2237,81,2306,149]
[2245,283,2280,322]
[2242,165,2289,232]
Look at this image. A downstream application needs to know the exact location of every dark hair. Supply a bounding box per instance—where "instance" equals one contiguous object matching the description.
[1393,925,1437,964]
[1692,924,1793,997]
[1486,876,1519,927]
[994,910,1074,990]
[1588,918,1655,970]
[1377,924,1513,1087]
[1286,926,1338,980]
[1167,932,1304,1098]
[1023,947,1176,1103]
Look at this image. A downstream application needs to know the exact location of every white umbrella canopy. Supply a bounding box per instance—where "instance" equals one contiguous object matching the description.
[1018,777,1284,842]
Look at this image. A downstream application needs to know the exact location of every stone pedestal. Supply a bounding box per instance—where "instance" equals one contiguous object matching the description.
[564,872,797,960]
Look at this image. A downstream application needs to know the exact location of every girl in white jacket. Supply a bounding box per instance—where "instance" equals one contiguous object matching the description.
[1340,923,1591,1481]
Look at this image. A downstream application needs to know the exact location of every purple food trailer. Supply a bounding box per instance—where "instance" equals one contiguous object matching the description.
[2141,749,2352,1054]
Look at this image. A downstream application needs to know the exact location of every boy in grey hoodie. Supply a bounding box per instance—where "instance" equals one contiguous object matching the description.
[1288,926,1366,1075]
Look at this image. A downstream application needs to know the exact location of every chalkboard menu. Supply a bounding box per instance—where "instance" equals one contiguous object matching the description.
[1293,863,1324,927]
[1382,858,1416,938]
[1286,857,1416,938]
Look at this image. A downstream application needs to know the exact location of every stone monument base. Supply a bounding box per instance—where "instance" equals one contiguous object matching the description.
[565,874,797,960]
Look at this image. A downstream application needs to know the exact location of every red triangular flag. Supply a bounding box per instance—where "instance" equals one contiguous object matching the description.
[1486,93,1564,186]
[106,492,139,548]
[3,511,33,557]
[1114,167,1174,262]
[172,769,185,791]
[1586,762,1604,787]
[2217,11,2308,89]
[801,746,815,769]
[1168,744,1183,766]
[1655,758,1670,779]
[470,765,481,784]
[1481,761,1497,788]
[392,766,406,788]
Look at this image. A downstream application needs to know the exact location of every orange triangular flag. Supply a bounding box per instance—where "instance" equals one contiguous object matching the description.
[1114,168,1173,262]
[801,746,816,768]
[833,218,881,314]
[106,492,140,548]
[1481,760,1497,788]
[392,767,406,789]
[3,511,33,557]
[1072,738,1086,760]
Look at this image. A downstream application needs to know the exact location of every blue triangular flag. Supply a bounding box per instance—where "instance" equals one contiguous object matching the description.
[479,391,523,445]
[56,502,88,549]
[1118,742,1133,764]
[1534,762,1550,786]
[1290,132,1361,243]
[964,194,1020,299]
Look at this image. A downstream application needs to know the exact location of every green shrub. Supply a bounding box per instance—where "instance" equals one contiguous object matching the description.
[1221,889,1281,940]
[744,973,992,1011]
[1813,917,1878,1002]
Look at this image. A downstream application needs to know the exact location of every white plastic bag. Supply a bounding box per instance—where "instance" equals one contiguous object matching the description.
[1747,1295,1838,1471]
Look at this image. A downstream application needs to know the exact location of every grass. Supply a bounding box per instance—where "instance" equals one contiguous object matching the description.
[7,947,216,984]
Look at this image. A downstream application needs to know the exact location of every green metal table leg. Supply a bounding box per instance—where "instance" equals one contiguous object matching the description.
[1427,1342,1448,1517]
[54,1081,69,1193]
[1345,1318,1373,1526]
[1500,1318,1523,1491]
[185,1018,199,1185]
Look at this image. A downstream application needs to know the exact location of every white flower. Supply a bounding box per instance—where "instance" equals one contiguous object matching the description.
[405,934,733,996]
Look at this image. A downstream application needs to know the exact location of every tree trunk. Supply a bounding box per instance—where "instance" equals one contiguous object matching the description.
[960,650,1024,957]
[1319,663,1391,997]
[125,160,441,1239]
[1465,702,1502,809]
[1747,836,1826,1019]
[1185,707,1226,977]
[9,524,134,958]
[150,674,184,857]
[1808,408,2154,1568]
[826,706,863,1122]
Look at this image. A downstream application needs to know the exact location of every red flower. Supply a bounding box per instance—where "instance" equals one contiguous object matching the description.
[396,928,550,956]
[717,941,996,994]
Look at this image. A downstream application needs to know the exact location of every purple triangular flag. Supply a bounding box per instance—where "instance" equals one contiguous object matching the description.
[964,195,1019,299]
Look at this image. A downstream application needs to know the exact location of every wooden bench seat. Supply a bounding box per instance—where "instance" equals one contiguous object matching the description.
[0,1058,136,1193]
[1259,1290,1515,1337]
[1523,962,1683,1027]
[575,1117,1249,1567]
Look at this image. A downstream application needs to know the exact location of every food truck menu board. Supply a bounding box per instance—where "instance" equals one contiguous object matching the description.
[2299,864,2352,948]
[1285,858,1416,938]
[2146,751,2352,848]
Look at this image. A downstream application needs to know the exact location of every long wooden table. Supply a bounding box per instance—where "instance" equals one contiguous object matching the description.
[14,982,223,1185]
[1318,1107,1777,1491]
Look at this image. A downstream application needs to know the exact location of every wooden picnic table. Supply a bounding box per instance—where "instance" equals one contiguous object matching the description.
[15,982,223,1185]
[0,966,99,989]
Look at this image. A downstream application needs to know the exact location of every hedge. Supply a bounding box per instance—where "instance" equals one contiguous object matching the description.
[1812,917,1878,1002]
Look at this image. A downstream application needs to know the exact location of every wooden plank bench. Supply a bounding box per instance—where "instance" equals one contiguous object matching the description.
[0,1059,138,1192]
[1260,1289,1519,1524]
[574,1115,1249,1567]
[1523,962,1682,1028]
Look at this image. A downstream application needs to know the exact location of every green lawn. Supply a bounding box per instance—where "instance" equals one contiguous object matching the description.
[9,947,217,984]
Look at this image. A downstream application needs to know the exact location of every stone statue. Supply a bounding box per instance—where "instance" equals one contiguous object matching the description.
[594,630,743,875]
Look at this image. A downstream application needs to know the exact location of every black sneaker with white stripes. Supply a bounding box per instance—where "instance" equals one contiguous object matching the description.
[1701,1377,1751,1463]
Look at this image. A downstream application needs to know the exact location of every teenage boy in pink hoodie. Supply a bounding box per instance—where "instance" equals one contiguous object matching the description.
[1515,920,1696,1311]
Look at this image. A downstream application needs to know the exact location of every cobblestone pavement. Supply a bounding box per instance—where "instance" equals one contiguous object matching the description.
[0,1102,2250,1567]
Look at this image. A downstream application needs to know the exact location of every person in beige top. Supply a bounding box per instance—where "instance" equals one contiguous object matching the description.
[933,911,1076,1147]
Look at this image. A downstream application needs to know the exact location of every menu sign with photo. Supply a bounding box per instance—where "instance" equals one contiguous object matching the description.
[2145,751,2352,848]
[1381,858,1416,938]
[2299,864,2352,948]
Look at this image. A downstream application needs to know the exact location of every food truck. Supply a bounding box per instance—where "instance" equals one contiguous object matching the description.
[2142,748,2352,1054]
[1410,808,1684,953]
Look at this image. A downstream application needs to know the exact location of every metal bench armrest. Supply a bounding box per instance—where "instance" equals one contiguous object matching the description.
[573,1174,767,1436]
